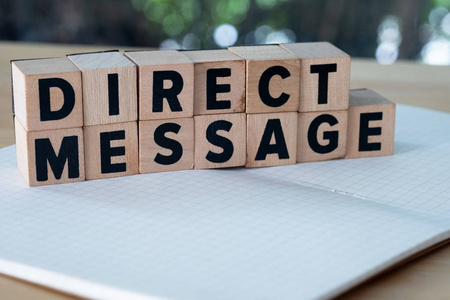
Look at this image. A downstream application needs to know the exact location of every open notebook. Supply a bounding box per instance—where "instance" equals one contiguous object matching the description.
[1,104,450,300]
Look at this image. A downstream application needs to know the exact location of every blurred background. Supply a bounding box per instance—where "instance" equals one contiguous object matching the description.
[1,0,449,65]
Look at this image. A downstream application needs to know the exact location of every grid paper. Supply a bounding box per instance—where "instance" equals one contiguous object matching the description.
[0,104,450,300]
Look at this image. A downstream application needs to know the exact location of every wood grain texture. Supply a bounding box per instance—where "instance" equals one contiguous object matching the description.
[124,50,194,120]
[15,117,85,187]
[246,112,297,168]
[228,45,300,114]
[68,51,137,125]
[11,58,83,131]
[281,42,350,113]
[139,118,194,173]
[345,89,396,159]
[1,42,450,300]
[297,110,347,163]
[194,113,246,169]
[181,50,246,116]
[83,121,138,180]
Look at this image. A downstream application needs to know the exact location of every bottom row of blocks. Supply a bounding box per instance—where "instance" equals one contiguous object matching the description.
[15,89,395,187]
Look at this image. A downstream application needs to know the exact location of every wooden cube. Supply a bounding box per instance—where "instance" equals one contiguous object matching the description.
[11,58,83,131]
[180,50,245,116]
[281,42,350,112]
[68,51,137,126]
[228,45,300,114]
[139,118,194,173]
[124,50,194,120]
[194,113,246,169]
[345,89,396,159]
[297,110,347,163]
[15,117,85,186]
[246,112,297,168]
[83,121,138,180]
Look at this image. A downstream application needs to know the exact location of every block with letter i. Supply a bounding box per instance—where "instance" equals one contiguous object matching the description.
[345,89,396,159]
[228,45,300,114]
[68,51,139,180]
[281,42,350,112]
[246,112,298,168]
[11,57,85,186]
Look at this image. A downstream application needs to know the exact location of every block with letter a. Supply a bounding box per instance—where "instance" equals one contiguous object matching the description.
[246,112,297,168]
[345,89,396,159]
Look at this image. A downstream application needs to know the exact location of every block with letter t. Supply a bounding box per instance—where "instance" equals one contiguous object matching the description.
[281,42,350,113]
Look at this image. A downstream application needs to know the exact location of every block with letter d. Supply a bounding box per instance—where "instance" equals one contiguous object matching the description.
[12,57,85,186]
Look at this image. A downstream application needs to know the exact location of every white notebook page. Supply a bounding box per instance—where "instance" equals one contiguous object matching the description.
[0,104,449,300]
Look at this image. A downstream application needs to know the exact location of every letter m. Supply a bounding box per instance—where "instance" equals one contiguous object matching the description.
[35,136,80,182]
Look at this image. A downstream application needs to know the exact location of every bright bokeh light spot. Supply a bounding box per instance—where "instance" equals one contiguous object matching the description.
[441,13,450,35]
[376,43,399,65]
[265,29,296,43]
[182,33,200,49]
[429,6,449,27]
[159,39,181,50]
[254,25,273,44]
[421,36,450,65]
[213,24,238,47]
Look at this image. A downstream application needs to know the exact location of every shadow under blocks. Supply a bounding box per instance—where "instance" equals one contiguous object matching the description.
[11,43,396,186]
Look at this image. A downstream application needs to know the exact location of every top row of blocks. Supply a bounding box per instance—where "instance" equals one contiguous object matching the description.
[12,42,350,131]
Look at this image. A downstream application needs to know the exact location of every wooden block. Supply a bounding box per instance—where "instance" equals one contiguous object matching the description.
[246,112,297,168]
[83,121,138,180]
[281,42,350,112]
[297,110,347,163]
[228,45,300,114]
[180,50,245,116]
[68,51,137,126]
[139,118,194,173]
[124,50,194,120]
[11,58,83,131]
[345,89,396,159]
[14,117,85,186]
[194,113,246,169]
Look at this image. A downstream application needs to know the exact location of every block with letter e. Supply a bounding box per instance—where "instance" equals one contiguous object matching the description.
[281,42,350,112]
[180,50,245,116]
[228,45,300,114]
[345,89,396,159]
[194,113,246,169]
[68,51,137,126]
[124,50,194,120]
[246,112,297,168]
[83,122,138,180]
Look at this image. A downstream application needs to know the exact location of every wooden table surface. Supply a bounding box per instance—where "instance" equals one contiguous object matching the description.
[1,41,450,300]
